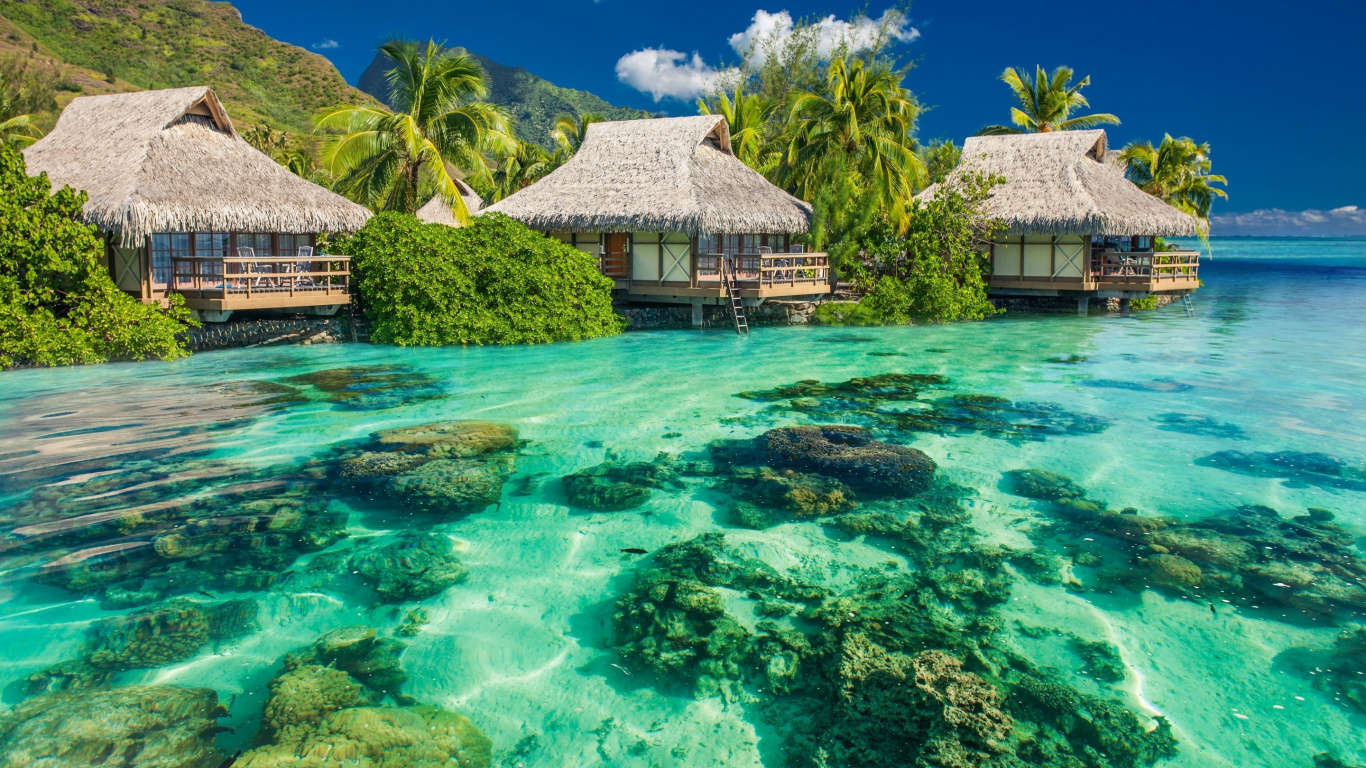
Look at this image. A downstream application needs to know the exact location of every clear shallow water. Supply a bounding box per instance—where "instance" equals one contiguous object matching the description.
[0,237,1363,767]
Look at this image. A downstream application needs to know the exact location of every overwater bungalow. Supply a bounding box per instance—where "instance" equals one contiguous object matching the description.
[485,115,830,319]
[415,179,484,226]
[23,86,372,322]
[921,130,1201,314]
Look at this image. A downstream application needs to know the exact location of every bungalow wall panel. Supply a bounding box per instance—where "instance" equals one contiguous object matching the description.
[1054,236,1085,278]
[633,232,661,281]
[1023,237,1052,277]
[111,245,143,292]
[994,241,1021,276]
[661,233,691,281]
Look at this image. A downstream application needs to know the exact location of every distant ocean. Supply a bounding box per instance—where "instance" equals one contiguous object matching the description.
[1172,235,1366,263]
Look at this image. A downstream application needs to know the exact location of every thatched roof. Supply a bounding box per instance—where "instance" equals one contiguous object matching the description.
[918,130,1199,237]
[415,179,484,227]
[485,115,811,235]
[23,86,372,247]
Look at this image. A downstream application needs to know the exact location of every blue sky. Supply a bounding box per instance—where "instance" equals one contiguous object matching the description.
[234,0,1364,219]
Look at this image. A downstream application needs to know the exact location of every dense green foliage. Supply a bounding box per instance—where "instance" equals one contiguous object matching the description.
[0,145,193,368]
[1121,134,1228,229]
[0,1,375,133]
[358,47,651,149]
[334,212,625,346]
[977,65,1119,135]
[318,40,512,216]
[818,173,1004,325]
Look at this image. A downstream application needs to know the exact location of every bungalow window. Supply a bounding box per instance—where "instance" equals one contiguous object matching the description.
[237,233,274,258]
[193,232,230,283]
[698,234,720,254]
[150,233,189,287]
[278,234,301,258]
[741,234,761,253]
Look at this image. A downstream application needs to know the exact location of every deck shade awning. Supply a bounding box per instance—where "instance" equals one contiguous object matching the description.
[23,86,372,247]
[484,114,812,236]
[917,130,1201,238]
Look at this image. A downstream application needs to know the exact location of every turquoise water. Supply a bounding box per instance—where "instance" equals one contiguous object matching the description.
[1,237,1363,767]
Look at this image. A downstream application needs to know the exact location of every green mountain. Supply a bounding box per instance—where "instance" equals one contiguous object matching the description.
[359,48,653,149]
[0,0,375,133]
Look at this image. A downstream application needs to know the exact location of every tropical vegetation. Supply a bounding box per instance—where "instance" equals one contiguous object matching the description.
[316,39,513,219]
[977,65,1119,135]
[358,46,651,150]
[334,212,625,346]
[1120,134,1228,230]
[0,144,193,368]
[816,172,1005,325]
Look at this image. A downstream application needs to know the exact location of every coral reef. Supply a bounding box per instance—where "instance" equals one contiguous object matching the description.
[609,516,1175,768]
[13,463,348,607]
[811,637,1013,768]
[1005,469,1366,622]
[1151,413,1246,439]
[281,365,447,410]
[738,373,1109,441]
[85,598,258,671]
[1196,450,1366,491]
[1315,626,1366,713]
[761,426,937,497]
[561,453,682,511]
[344,534,470,604]
[333,421,521,518]
[397,608,430,637]
[237,629,491,768]
[725,466,856,527]
[20,598,260,695]
[0,685,226,768]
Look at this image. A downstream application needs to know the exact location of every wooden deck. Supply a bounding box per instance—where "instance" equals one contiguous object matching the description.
[165,256,350,311]
[616,252,833,301]
[989,250,1200,296]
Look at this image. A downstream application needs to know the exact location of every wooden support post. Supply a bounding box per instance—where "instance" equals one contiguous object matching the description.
[1119,297,1131,317]
[691,300,704,327]
[1077,297,1090,316]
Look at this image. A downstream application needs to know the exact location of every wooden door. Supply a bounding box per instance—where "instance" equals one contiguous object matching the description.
[602,233,630,279]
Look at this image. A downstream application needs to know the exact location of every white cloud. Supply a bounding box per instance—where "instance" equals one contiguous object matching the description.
[615,48,727,102]
[727,9,919,66]
[310,39,340,50]
[615,8,918,102]
[1211,206,1366,237]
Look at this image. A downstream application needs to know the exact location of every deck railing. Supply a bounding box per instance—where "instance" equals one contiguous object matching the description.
[169,256,350,299]
[695,252,830,288]
[1089,250,1200,283]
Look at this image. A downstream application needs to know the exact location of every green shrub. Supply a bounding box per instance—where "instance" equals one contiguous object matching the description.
[0,144,194,369]
[335,212,626,346]
[821,173,1004,326]
[1128,294,1159,311]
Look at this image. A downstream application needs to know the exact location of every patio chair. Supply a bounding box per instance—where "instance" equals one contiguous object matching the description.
[288,245,321,289]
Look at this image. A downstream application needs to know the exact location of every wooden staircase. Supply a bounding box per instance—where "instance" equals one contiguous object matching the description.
[721,256,749,335]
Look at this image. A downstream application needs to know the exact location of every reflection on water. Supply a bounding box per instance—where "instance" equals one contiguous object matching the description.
[1,243,1365,767]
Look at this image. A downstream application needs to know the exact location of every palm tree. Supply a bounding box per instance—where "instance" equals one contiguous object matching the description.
[0,114,39,147]
[697,84,777,169]
[783,57,924,225]
[977,65,1119,135]
[549,111,604,162]
[315,39,512,219]
[0,78,41,147]
[1121,134,1227,230]
[487,138,555,202]
[242,124,288,156]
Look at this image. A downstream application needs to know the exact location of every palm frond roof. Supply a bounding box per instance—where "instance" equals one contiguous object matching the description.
[919,130,1199,237]
[23,86,372,247]
[485,115,811,235]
